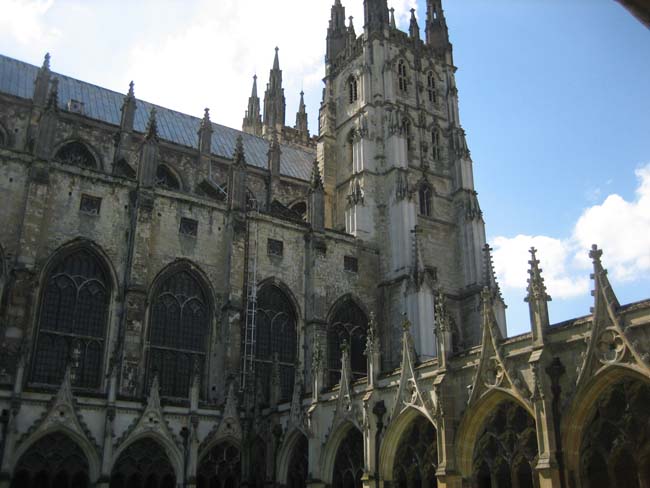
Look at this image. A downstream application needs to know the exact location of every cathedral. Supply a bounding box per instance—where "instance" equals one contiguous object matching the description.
[0,1,649,487]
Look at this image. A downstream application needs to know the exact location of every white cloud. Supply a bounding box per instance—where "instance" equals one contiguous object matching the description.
[492,163,650,300]
[0,0,59,45]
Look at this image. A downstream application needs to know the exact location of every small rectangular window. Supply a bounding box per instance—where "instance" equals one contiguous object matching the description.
[179,217,198,237]
[344,255,358,273]
[267,238,284,257]
[79,194,101,215]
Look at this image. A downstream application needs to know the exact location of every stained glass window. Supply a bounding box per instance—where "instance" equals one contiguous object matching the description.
[147,269,209,398]
[31,249,109,388]
[328,299,368,386]
[253,284,298,404]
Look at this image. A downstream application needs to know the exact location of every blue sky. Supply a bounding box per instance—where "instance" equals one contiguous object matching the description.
[1,0,648,336]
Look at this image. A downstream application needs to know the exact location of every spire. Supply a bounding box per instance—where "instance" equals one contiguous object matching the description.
[295,90,309,137]
[145,107,159,142]
[309,159,325,231]
[409,8,420,40]
[389,7,396,28]
[589,244,620,312]
[120,81,137,132]
[263,48,286,135]
[229,136,248,211]
[198,107,213,155]
[364,0,389,35]
[233,135,246,167]
[310,159,324,191]
[45,78,59,112]
[243,75,262,137]
[33,52,52,108]
[426,0,450,51]
[525,247,551,345]
[42,52,51,70]
[326,0,347,62]
[482,243,501,298]
[348,15,356,37]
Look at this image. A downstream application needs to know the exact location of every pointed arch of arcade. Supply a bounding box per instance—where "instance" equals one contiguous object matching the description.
[144,259,215,398]
[320,421,364,487]
[53,138,103,171]
[326,294,370,386]
[109,433,182,488]
[10,428,101,488]
[378,406,438,483]
[196,437,242,488]
[276,427,309,486]
[562,364,650,487]
[454,388,535,480]
[30,238,118,389]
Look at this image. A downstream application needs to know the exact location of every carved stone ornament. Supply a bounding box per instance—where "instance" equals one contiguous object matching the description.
[330,342,363,434]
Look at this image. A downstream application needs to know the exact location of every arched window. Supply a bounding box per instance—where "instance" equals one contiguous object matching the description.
[110,438,176,488]
[290,201,307,221]
[427,71,437,104]
[348,76,358,104]
[431,129,441,161]
[254,284,298,404]
[346,130,355,173]
[147,269,210,398]
[393,416,438,488]
[398,60,408,93]
[197,442,241,488]
[472,401,537,488]
[404,119,413,152]
[419,184,432,217]
[327,299,368,386]
[54,141,97,168]
[155,165,180,191]
[332,428,363,488]
[11,432,89,488]
[31,248,110,388]
[287,435,308,488]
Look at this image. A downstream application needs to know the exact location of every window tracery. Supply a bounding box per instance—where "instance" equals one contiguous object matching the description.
[471,401,537,488]
[287,435,308,488]
[109,438,175,488]
[54,141,97,168]
[404,119,413,152]
[398,60,408,93]
[427,72,437,104]
[580,378,650,488]
[419,184,432,217]
[11,432,89,488]
[348,76,358,103]
[155,165,180,191]
[197,442,241,488]
[393,416,438,488]
[332,428,364,488]
[147,269,209,398]
[327,299,368,385]
[431,130,441,161]
[254,284,298,404]
[31,249,109,388]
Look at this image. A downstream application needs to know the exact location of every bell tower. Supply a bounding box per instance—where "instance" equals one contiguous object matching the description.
[318,0,505,366]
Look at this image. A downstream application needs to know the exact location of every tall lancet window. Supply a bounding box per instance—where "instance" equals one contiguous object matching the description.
[147,269,210,398]
[427,71,437,104]
[419,184,432,217]
[348,76,358,104]
[432,129,441,161]
[31,248,110,389]
[327,299,368,386]
[398,60,408,93]
[254,284,298,404]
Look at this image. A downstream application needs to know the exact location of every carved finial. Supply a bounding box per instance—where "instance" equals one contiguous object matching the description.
[233,135,246,167]
[389,8,396,28]
[310,159,324,191]
[401,313,411,332]
[145,107,159,141]
[128,80,135,97]
[312,336,324,373]
[525,247,551,303]
[42,52,51,70]
[273,46,280,70]
[482,243,503,299]
[434,289,450,334]
[201,107,211,128]
[365,312,379,355]
[589,244,603,266]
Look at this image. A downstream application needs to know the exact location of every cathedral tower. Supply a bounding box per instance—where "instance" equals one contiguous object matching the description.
[318,0,505,365]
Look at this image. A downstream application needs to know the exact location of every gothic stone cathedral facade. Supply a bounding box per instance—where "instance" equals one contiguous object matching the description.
[0,1,649,488]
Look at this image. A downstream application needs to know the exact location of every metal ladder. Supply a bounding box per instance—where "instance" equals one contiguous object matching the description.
[240,202,259,394]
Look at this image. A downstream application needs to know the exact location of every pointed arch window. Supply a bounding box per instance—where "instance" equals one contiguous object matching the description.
[393,416,438,488]
[427,71,437,104]
[346,130,356,173]
[110,438,176,488]
[156,165,181,191]
[431,129,441,161]
[254,284,298,404]
[348,76,359,104]
[327,299,368,386]
[398,60,408,93]
[54,141,97,168]
[147,269,210,398]
[31,249,110,388]
[419,183,432,217]
[197,442,241,488]
[332,428,364,488]
[287,435,308,488]
[404,119,413,152]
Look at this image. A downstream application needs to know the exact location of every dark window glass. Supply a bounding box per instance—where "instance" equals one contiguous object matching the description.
[31,249,109,388]
[332,428,363,488]
[348,77,358,103]
[147,270,209,398]
[344,256,358,273]
[398,60,408,92]
[179,217,198,237]
[80,194,102,215]
[328,299,368,385]
[253,285,297,404]
[197,443,241,488]
[155,165,180,190]
[427,72,437,104]
[55,142,97,168]
[267,238,284,257]
[10,432,89,488]
[419,185,432,216]
[432,130,441,161]
[287,435,308,488]
[110,438,175,488]
[393,416,438,488]
[290,201,307,220]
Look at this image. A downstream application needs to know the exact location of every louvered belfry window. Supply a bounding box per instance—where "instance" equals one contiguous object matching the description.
[31,249,109,388]
[147,270,209,398]
[254,285,297,404]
